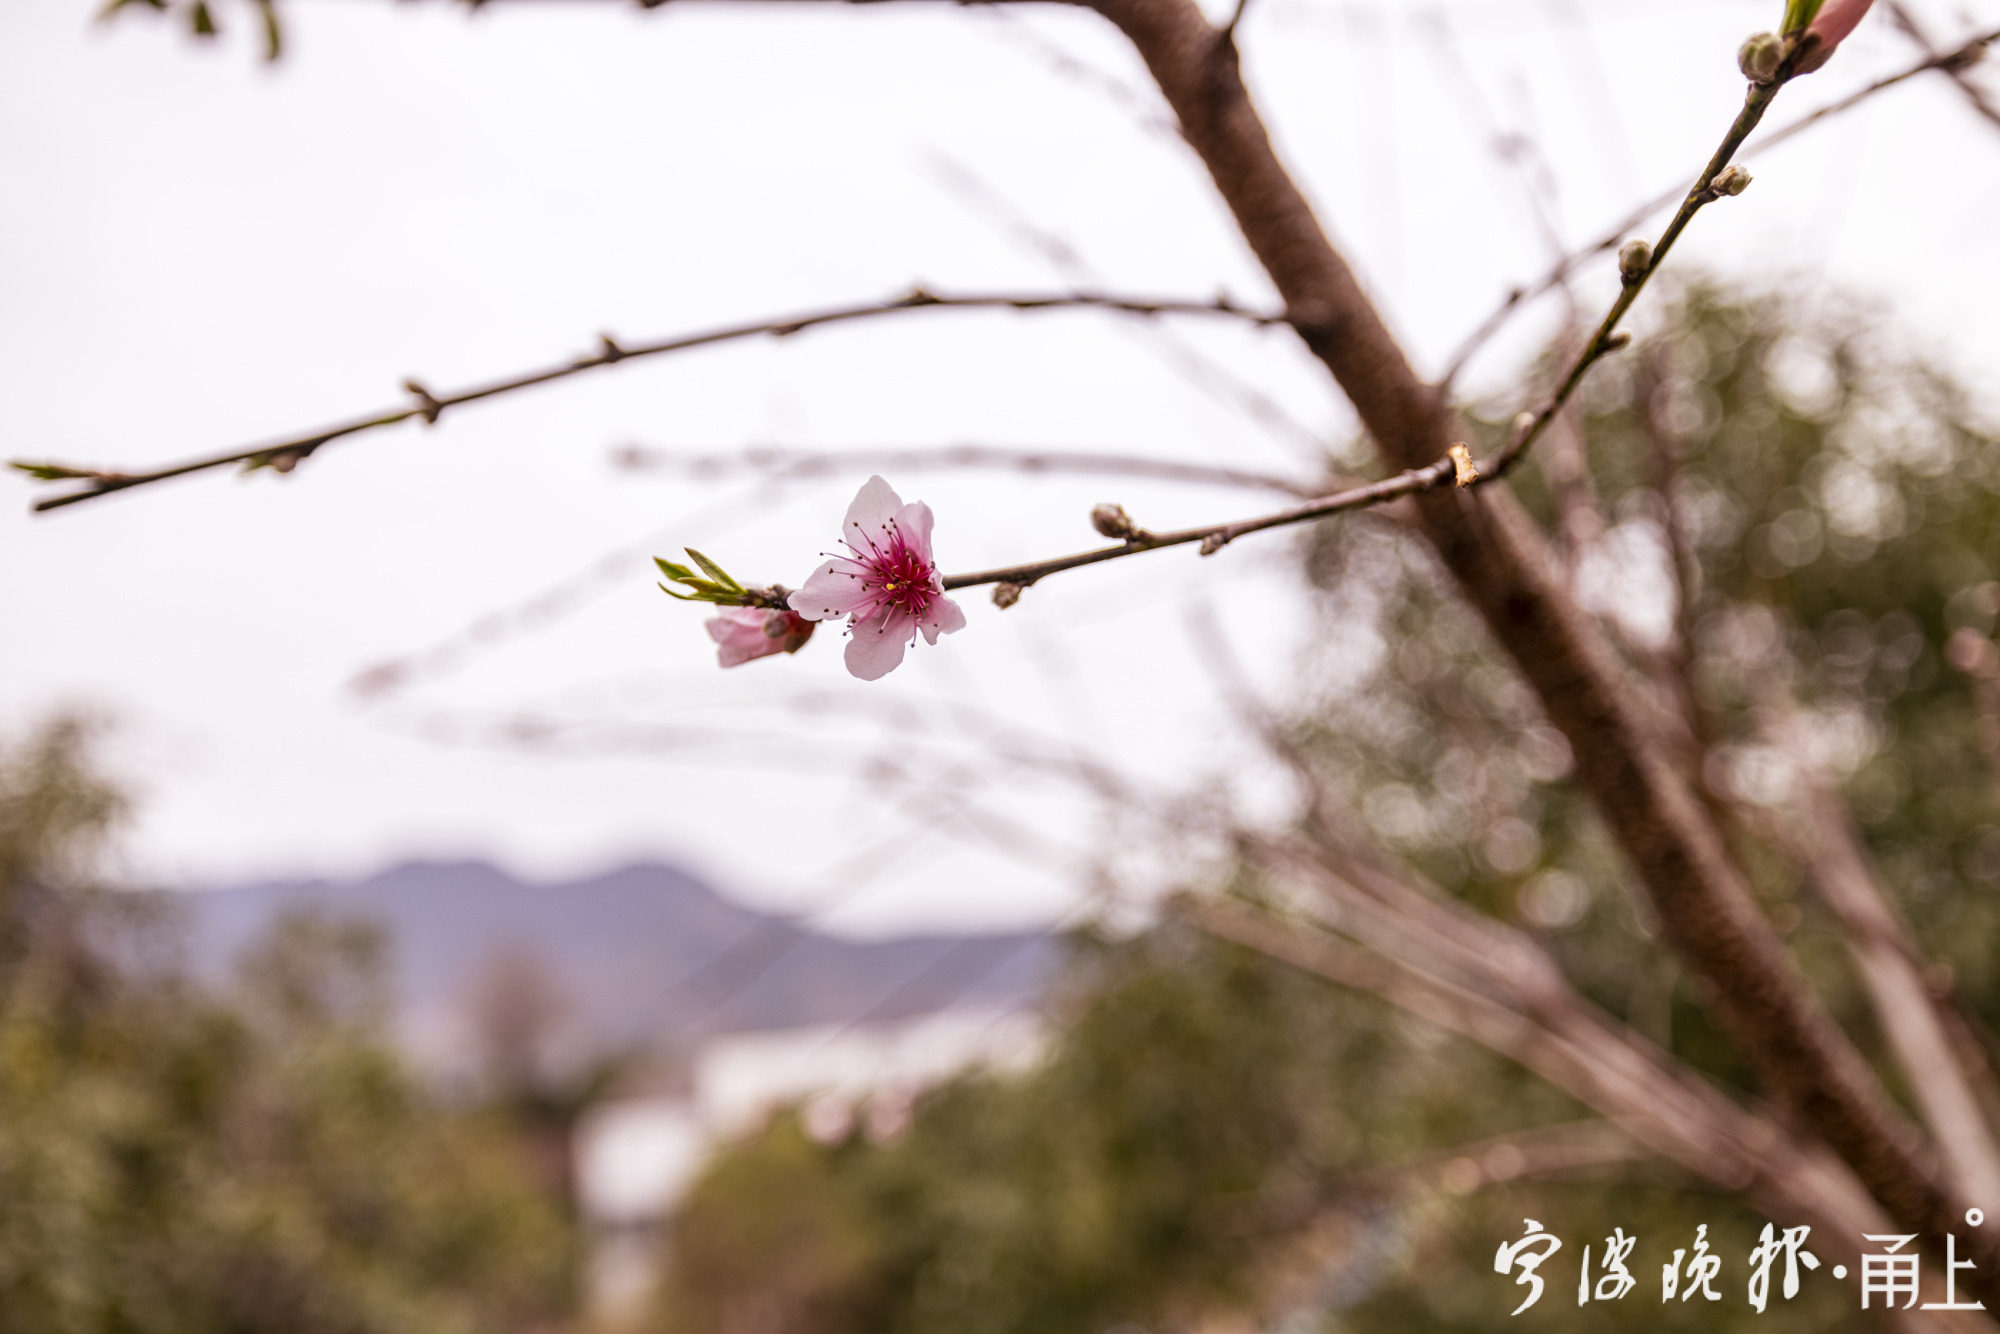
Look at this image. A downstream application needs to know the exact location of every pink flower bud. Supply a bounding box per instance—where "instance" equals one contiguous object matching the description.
[706,606,815,667]
[1800,0,1874,70]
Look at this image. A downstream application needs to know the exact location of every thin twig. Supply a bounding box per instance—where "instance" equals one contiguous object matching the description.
[1440,24,2000,390]
[14,288,1282,513]
[937,451,1462,595]
[1478,47,1801,482]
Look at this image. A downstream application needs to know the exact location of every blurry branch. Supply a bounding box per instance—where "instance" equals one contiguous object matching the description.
[1885,3,2000,133]
[1182,892,1897,1254]
[1240,1121,1651,1329]
[1440,22,2000,390]
[981,7,1181,140]
[1633,343,1708,741]
[1753,702,2000,1207]
[1947,628,2000,799]
[1419,9,1615,562]
[923,152,1333,456]
[1192,890,2000,1332]
[611,442,1325,497]
[1419,7,1578,282]
[14,289,1282,513]
[347,478,799,701]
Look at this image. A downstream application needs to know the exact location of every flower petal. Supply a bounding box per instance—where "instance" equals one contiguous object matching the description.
[707,608,782,667]
[790,559,873,622]
[842,475,904,556]
[892,500,936,564]
[1808,0,1872,46]
[844,607,917,681]
[918,595,967,645]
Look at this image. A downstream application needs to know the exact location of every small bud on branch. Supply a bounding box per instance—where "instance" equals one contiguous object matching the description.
[1709,164,1754,197]
[1740,31,1786,83]
[1617,239,1653,285]
[1090,503,1145,541]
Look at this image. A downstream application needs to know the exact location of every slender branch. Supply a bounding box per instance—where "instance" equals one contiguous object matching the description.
[13,288,1282,513]
[937,450,1463,595]
[612,443,1325,497]
[1183,894,1897,1251]
[1440,24,2000,390]
[1779,757,2000,1208]
[1482,59,1795,482]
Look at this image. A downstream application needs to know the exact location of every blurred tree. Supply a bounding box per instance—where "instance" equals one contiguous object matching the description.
[0,718,580,1334]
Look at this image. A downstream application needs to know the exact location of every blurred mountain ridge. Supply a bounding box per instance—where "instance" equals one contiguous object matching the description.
[166,859,1060,1078]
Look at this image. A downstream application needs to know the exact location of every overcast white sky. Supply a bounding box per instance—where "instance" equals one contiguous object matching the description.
[3,0,1996,934]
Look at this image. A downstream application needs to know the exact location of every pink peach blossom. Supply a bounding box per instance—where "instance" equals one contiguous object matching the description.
[1802,0,1874,68]
[706,606,815,668]
[788,476,967,680]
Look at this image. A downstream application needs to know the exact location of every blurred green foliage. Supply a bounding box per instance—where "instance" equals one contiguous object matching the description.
[0,717,578,1334]
[656,286,2000,1332]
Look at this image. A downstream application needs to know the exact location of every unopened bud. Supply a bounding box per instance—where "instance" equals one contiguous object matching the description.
[1617,238,1652,284]
[1199,533,1228,557]
[1738,30,1784,83]
[1603,331,1633,353]
[1091,503,1140,540]
[992,581,1024,609]
[1511,411,1537,440]
[1710,165,1753,197]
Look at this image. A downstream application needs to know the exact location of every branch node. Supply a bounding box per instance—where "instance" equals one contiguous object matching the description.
[598,334,627,363]
[1448,442,1479,488]
[403,379,443,425]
